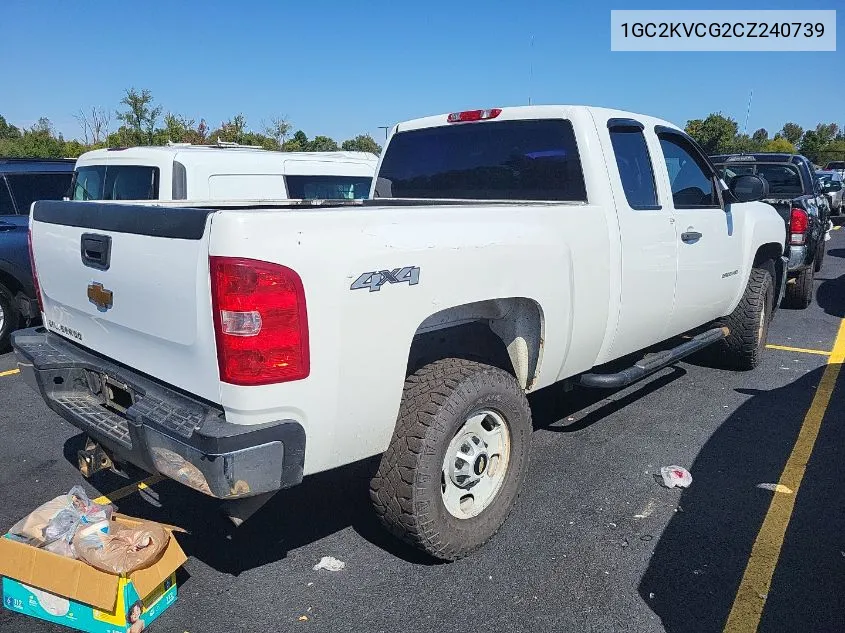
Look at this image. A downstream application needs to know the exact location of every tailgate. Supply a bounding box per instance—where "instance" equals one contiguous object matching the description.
[30,201,221,403]
[761,197,794,224]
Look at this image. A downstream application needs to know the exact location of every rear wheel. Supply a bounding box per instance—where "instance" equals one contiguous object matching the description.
[0,282,20,352]
[714,265,774,370]
[370,358,532,561]
[783,265,814,309]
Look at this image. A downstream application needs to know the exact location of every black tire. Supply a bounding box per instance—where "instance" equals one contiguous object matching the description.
[783,265,814,309]
[814,240,825,273]
[714,266,774,370]
[0,282,21,352]
[370,358,532,561]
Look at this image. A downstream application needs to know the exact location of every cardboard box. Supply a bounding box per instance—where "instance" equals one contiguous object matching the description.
[0,514,187,632]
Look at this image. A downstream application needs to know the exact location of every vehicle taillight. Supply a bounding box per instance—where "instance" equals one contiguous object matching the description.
[447,108,502,123]
[210,257,309,386]
[789,208,808,245]
[27,228,44,315]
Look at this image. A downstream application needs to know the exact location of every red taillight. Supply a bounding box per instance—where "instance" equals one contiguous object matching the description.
[210,257,309,386]
[447,108,502,123]
[27,228,44,315]
[789,208,808,245]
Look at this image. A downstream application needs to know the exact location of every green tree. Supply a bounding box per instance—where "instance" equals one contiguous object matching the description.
[282,130,309,151]
[115,88,162,145]
[685,113,738,154]
[309,135,338,152]
[341,134,381,154]
[751,128,768,145]
[264,117,291,146]
[763,137,796,153]
[799,130,826,163]
[779,122,803,145]
[729,134,758,153]
[0,115,21,139]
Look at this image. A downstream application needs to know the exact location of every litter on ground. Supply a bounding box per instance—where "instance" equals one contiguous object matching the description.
[659,466,692,488]
[313,556,345,572]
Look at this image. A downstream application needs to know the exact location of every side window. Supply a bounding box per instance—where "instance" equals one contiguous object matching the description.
[657,134,719,208]
[0,178,15,215]
[609,125,659,209]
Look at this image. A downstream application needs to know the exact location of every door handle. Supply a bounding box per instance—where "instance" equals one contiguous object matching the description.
[0,222,15,232]
[681,231,702,243]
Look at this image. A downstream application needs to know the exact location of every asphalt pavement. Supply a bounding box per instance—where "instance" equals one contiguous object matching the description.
[1,226,844,633]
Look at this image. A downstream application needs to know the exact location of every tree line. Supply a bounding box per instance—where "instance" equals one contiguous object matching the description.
[0,88,382,159]
[683,112,845,166]
[2,90,844,167]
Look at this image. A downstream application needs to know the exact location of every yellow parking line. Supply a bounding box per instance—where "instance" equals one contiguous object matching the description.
[93,475,164,505]
[765,344,831,356]
[0,368,20,377]
[724,317,845,632]
[833,225,841,230]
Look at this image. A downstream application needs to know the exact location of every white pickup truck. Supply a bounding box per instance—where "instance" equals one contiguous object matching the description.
[14,105,786,560]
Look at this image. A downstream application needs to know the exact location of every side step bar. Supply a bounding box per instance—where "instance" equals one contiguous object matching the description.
[578,326,729,389]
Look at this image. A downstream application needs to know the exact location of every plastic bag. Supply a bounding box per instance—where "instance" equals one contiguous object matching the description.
[8,486,113,557]
[660,466,693,488]
[73,521,169,575]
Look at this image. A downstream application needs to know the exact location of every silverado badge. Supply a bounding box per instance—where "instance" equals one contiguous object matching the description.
[87,282,113,312]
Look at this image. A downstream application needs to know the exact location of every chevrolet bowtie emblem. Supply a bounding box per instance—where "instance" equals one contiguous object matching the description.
[87,282,113,312]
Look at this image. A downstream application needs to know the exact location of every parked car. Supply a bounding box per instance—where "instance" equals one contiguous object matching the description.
[14,106,786,560]
[825,160,845,177]
[816,170,844,216]
[72,144,378,202]
[0,158,74,349]
[710,152,829,308]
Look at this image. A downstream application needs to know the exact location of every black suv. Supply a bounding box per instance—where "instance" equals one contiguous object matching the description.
[710,153,829,309]
[0,158,75,349]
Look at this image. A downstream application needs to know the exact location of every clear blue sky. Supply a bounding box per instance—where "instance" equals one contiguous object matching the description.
[2,0,842,143]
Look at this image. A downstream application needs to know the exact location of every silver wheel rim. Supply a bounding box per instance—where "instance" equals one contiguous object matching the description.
[757,300,766,344]
[0,300,5,334]
[441,409,511,519]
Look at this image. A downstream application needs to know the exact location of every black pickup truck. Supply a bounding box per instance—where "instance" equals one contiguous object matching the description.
[710,152,829,309]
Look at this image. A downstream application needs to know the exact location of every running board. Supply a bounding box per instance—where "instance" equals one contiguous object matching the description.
[578,326,730,389]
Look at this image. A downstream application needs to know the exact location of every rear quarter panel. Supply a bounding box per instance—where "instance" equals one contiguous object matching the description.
[210,201,611,475]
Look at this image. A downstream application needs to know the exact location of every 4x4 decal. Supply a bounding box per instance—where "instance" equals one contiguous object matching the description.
[351,266,420,292]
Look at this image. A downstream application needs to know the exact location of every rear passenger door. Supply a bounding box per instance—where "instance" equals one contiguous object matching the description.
[654,129,741,335]
[602,119,678,359]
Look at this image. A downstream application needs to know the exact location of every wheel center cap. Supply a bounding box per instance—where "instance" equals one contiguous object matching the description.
[473,454,488,476]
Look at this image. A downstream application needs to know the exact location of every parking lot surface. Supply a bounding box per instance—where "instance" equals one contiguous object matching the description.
[1,227,844,633]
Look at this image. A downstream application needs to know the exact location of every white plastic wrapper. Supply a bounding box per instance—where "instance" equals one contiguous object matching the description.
[660,466,693,488]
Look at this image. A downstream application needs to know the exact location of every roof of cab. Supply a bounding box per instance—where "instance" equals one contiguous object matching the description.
[75,145,379,165]
[0,157,76,173]
[392,105,684,134]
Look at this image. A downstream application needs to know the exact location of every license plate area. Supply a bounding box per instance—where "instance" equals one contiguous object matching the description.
[87,371,135,414]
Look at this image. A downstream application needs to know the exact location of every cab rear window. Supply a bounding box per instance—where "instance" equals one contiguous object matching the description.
[72,165,159,200]
[375,119,586,201]
[285,175,372,200]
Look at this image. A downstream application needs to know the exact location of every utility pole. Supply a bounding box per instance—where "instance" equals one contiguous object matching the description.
[378,126,390,140]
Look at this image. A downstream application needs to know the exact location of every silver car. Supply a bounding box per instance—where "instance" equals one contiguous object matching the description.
[817,170,844,216]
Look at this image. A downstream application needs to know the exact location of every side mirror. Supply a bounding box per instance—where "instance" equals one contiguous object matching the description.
[729,174,769,203]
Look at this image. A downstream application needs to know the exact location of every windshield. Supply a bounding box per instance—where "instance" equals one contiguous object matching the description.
[284,175,372,200]
[816,173,833,184]
[72,165,159,200]
[716,163,804,196]
[375,119,587,201]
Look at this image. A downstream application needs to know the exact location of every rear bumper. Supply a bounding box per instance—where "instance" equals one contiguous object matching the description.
[11,327,305,499]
